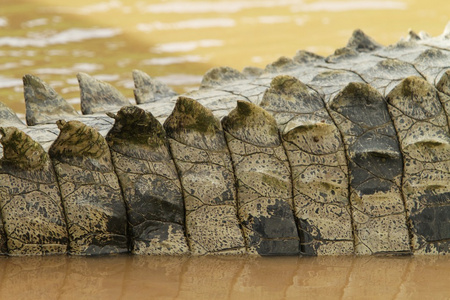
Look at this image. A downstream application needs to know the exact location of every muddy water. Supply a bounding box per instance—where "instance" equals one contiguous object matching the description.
[1,0,450,298]
[0,255,449,299]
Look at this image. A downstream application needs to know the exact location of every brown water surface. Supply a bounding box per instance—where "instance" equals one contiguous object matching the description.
[0,255,449,299]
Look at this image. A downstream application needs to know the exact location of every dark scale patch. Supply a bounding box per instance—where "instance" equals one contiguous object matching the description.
[328,82,410,255]
[223,101,300,256]
[261,76,353,255]
[106,106,189,255]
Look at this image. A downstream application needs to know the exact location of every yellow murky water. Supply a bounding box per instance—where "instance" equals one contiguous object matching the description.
[0,0,449,116]
[0,255,449,299]
[0,1,450,298]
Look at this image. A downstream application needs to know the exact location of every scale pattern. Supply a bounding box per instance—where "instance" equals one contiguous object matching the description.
[0,25,449,256]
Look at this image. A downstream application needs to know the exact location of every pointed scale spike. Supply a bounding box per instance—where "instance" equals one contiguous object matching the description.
[442,21,450,39]
[132,70,177,104]
[325,47,359,63]
[49,120,128,255]
[407,29,421,41]
[265,56,298,73]
[0,101,25,128]
[77,72,131,115]
[242,66,264,78]
[0,127,68,255]
[23,74,78,126]
[346,29,383,52]
[163,97,246,255]
[292,50,324,64]
[200,66,246,89]
[106,106,189,255]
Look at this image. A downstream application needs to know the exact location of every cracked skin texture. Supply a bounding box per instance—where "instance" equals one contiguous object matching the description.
[222,101,300,255]
[0,26,450,256]
[164,97,246,255]
[49,120,128,255]
[0,127,68,255]
[106,106,189,255]
[261,75,354,255]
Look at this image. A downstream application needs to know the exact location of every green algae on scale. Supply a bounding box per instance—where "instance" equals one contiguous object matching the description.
[0,127,68,255]
[49,120,128,255]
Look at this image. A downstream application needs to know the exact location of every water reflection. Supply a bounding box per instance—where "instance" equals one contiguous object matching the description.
[0,255,448,299]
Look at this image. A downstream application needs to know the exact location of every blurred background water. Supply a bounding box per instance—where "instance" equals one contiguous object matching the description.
[0,0,449,118]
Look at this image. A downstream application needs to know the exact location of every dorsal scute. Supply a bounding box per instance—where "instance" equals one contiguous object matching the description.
[163,96,226,150]
[200,66,246,89]
[132,69,177,104]
[264,56,298,73]
[386,76,442,120]
[106,105,166,151]
[346,29,383,52]
[77,72,131,115]
[23,74,78,126]
[222,100,279,147]
[330,82,391,127]
[0,126,47,169]
[49,120,110,163]
[0,102,24,128]
[325,47,359,63]
[292,50,324,64]
[242,66,264,78]
[261,75,323,114]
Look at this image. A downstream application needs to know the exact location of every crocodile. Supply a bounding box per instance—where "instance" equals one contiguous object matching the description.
[0,24,449,256]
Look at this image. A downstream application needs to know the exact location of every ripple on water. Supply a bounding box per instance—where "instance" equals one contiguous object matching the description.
[137,18,236,32]
[142,55,205,65]
[0,28,121,47]
[152,39,224,53]
[291,0,407,12]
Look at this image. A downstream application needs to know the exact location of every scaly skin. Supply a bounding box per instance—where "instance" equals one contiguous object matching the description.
[0,25,449,256]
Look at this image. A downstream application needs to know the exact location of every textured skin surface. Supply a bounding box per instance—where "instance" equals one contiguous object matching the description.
[0,128,67,255]
[163,97,246,255]
[106,106,189,255]
[0,25,449,256]
[328,83,410,254]
[48,120,128,255]
[223,101,300,255]
[260,75,353,255]
[387,77,450,254]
